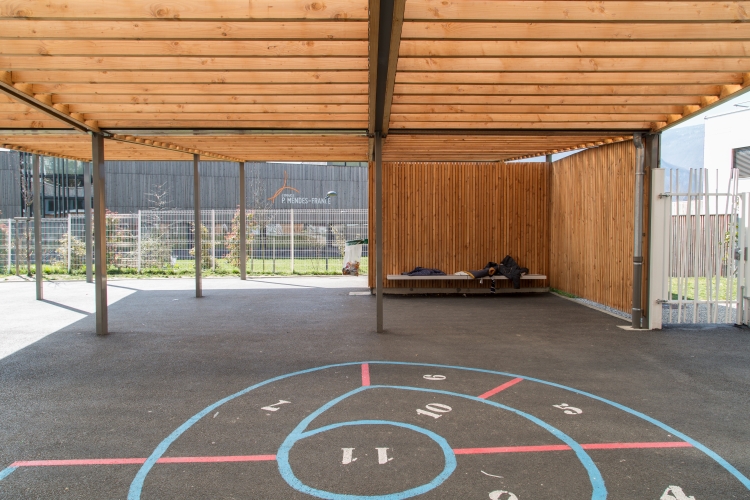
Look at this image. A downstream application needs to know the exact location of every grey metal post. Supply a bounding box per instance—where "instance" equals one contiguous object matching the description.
[84,160,93,283]
[239,161,246,280]
[92,133,108,335]
[632,133,645,329]
[33,154,43,300]
[194,154,202,298]
[545,154,553,163]
[375,134,384,333]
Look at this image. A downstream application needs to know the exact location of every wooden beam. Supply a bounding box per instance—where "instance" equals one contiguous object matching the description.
[31,83,368,95]
[401,22,750,40]
[82,112,369,121]
[109,134,242,162]
[0,1,370,20]
[0,40,368,57]
[0,142,86,161]
[395,72,743,86]
[390,113,667,123]
[0,56,368,71]
[396,57,750,72]
[395,84,721,96]
[388,121,651,130]
[382,0,407,135]
[66,103,368,114]
[391,104,685,114]
[399,40,750,58]
[55,94,369,105]
[0,71,94,132]
[96,120,368,129]
[368,0,380,135]
[12,70,369,85]
[404,1,750,22]
[720,84,743,98]
[393,95,702,106]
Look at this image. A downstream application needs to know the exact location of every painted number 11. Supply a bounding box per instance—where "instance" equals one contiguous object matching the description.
[416,403,452,419]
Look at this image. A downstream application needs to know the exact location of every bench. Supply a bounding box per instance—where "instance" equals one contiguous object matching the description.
[384,274,548,294]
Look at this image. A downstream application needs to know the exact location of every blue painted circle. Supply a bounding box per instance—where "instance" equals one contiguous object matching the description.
[277,420,457,500]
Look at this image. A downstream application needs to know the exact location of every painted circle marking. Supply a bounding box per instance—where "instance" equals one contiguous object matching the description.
[277,420,456,500]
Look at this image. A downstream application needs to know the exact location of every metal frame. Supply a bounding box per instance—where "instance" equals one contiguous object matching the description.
[239,161,247,280]
[194,154,202,298]
[92,133,108,335]
[32,154,42,300]
[632,133,645,328]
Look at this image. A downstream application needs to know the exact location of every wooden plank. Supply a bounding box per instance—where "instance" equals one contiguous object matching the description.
[387,274,547,280]
[404,1,750,21]
[95,120,367,128]
[82,112,369,121]
[396,72,744,86]
[0,1,370,20]
[395,84,720,96]
[391,104,685,114]
[400,40,750,58]
[402,21,750,40]
[397,58,750,72]
[66,103,368,113]
[34,83,368,95]
[388,121,651,129]
[54,94,370,104]
[1,56,368,71]
[390,113,667,122]
[0,40,368,57]
[368,0,380,134]
[0,20,368,39]
[392,94,702,105]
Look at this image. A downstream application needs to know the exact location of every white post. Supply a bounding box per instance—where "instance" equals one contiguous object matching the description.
[67,213,72,273]
[290,209,294,274]
[7,218,11,273]
[211,209,216,271]
[736,193,746,325]
[648,168,666,330]
[137,210,142,273]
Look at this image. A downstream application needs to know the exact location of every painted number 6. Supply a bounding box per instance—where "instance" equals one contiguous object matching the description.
[423,374,446,381]
[416,403,452,419]
[489,490,518,500]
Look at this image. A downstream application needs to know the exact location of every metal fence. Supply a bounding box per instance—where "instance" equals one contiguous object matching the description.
[0,209,368,276]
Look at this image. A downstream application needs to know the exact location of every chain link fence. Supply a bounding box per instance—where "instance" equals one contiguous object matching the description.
[0,209,368,276]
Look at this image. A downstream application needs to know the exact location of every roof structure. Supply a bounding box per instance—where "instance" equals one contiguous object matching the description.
[0,0,749,161]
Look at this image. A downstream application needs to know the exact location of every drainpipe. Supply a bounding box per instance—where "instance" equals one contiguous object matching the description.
[632,133,645,328]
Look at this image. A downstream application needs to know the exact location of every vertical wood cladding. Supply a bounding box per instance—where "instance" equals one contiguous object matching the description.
[550,140,638,314]
[369,161,550,290]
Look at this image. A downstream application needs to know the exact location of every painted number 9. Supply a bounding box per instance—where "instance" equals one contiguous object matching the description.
[489,491,519,500]
[416,403,452,419]
[423,374,446,381]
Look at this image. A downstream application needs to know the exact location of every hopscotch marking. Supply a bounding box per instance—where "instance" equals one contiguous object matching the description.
[1,362,745,498]
[553,403,583,415]
[361,363,370,386]
[479,377,524,399]
[341,448,357,465]
[261,400,290,412]
[489,490,519,500]
[416,403,452,419]
[423,374,446,381]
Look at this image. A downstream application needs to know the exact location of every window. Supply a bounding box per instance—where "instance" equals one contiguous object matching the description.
[735,146,750,178]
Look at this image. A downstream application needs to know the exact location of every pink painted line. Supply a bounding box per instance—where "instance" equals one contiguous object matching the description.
[453,441,692,455]
[361,363,370,386]
[11,455,277,468]
[478,377,524,399]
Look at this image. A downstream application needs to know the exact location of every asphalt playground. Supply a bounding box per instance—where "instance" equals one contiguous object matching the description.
[0,277,749,499]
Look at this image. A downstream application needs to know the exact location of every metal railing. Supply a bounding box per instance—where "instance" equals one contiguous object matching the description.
[0,209,368,276]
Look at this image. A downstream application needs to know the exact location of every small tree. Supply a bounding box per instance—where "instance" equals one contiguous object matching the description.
[52,232,86,271]
[140,183,174,269]
[225,207,254,267]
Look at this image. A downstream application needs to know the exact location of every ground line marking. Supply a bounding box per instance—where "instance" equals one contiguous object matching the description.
[9,455,277,468]
[478,377,524,399]
[453,442,694,455]
[361,362,370,386]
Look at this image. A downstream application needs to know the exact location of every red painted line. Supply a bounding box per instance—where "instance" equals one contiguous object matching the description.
[11,455,277,468]
[478,377,524,399]
[361,363,370,386]
[453,441,692,455]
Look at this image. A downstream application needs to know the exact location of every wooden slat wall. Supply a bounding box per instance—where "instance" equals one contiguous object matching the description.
[549,140,638,313]
[368,161,549,290]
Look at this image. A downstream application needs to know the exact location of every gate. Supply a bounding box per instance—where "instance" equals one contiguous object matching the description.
[649,168,748,327]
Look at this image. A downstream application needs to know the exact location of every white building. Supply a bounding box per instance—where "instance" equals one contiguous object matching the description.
[703,101,750,193]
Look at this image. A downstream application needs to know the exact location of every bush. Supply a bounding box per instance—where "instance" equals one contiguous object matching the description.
[225,208,255,267]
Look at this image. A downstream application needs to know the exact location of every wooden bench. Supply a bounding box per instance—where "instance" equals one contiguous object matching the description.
[384,274,548,294]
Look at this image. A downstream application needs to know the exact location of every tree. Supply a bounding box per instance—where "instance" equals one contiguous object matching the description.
[224,207,255,268]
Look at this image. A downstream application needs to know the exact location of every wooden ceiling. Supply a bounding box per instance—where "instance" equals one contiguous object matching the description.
[0,0,749,161]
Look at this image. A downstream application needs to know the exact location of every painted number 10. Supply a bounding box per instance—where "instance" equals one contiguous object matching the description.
[416,403,452,419]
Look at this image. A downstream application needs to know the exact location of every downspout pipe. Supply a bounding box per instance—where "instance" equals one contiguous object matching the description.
[632,133,645,328]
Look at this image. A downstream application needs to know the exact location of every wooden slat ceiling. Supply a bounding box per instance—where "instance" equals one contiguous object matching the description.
[0,0,749,161]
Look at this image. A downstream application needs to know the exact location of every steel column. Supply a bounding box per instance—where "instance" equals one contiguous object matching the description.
[239,161,246,280]
[632,133,645,329]
[32,154,42,300]
[84,160,92,283]
[194,154,202,297]
[92,133,108,335]
[375,134,384,333]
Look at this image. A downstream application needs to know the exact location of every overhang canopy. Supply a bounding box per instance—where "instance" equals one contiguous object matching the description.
[0,0,748,161]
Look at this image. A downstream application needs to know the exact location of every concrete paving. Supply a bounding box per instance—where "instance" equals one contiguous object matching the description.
[0,277,748,499]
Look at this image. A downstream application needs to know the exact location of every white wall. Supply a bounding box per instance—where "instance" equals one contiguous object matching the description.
[704,107,750,193]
